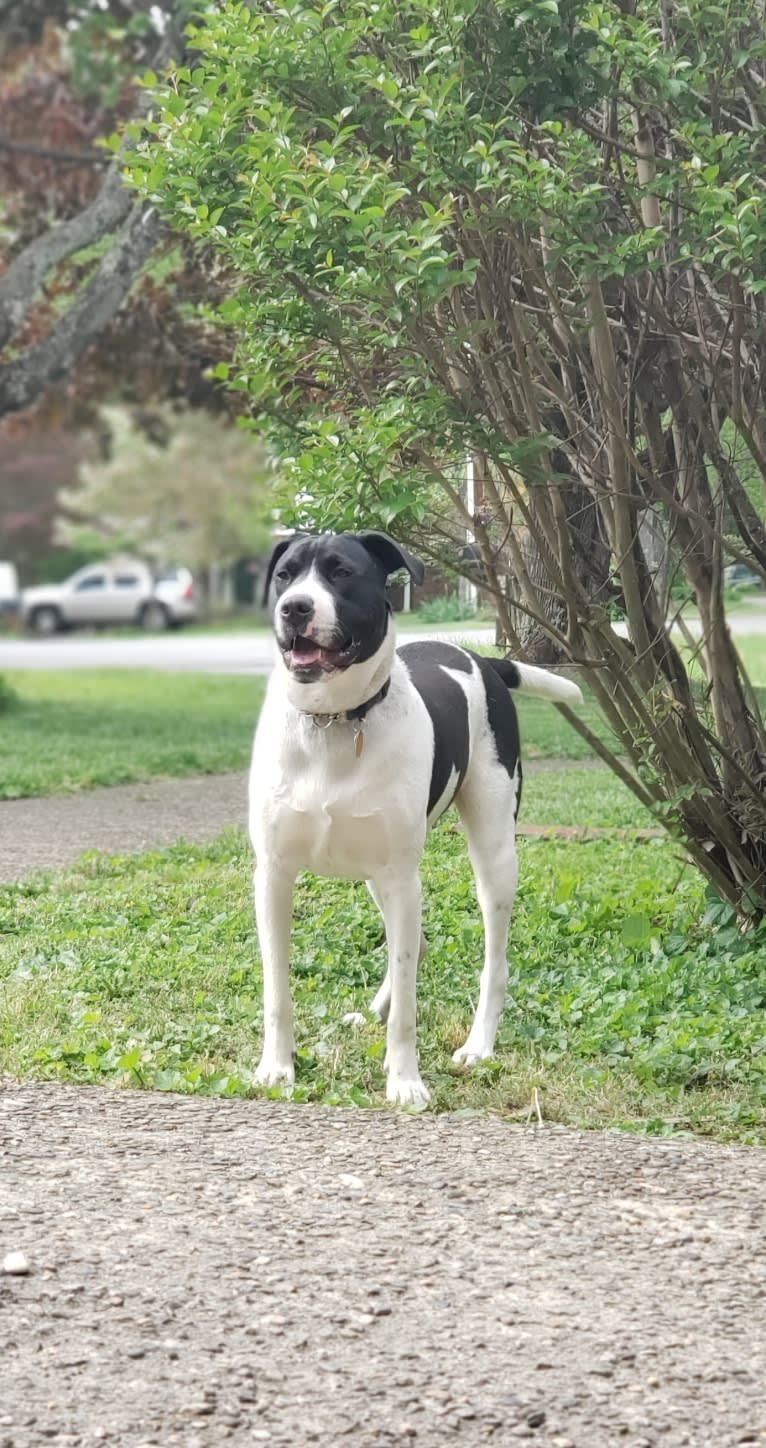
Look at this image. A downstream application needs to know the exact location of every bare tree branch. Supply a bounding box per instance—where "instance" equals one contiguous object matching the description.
[0,167,133,350]
[0,5,185,414]
[0,132,109,166]
[0,200,162,415]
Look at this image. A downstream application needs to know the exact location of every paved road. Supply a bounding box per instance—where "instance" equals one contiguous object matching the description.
[2,610,765,674]
[1,1081,764,1448]
[0,630,284,674]
[0,628,495,675]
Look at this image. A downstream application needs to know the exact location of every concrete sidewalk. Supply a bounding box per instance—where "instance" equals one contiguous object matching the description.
[0,771,248,882]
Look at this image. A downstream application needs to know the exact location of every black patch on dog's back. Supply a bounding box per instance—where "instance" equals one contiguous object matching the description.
[471,652,522,816]
[398,642,471,817]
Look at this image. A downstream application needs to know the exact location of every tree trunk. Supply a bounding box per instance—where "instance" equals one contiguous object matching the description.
[503,528,567,663]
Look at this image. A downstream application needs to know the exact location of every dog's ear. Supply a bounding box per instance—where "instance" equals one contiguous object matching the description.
[262,536,298,606]
[356,532,425,586]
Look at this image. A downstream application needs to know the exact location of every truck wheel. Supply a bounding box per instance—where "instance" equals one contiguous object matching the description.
[29,605,62,636]
[139,600,170,632]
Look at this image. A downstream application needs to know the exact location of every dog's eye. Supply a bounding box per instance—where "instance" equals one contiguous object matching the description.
[274,568,291,583]
[333,566,353,579]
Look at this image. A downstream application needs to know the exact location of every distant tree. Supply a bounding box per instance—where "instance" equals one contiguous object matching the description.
[0,0,250,588]
[134,0,766,917]
[58,405,272,586]
[0,2,167,417]
[0,422,82,577]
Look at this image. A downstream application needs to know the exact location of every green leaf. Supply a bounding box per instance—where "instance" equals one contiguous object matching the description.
[620,914,652,949]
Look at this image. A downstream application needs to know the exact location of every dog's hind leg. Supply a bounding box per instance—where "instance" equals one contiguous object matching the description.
[367,880,427,1024]
[452,762,519,1065]
[254,864,298,1088]
[369,869,430,1107]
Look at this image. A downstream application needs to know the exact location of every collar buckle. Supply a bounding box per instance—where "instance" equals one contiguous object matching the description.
[303,676,392,749]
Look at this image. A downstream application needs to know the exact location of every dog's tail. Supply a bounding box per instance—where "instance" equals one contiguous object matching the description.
[488,657,583,706]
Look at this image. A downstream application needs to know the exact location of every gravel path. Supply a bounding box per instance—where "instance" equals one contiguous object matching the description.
[1,1081,764,1448]
[0,759,624,884]
[2,772,755,1447]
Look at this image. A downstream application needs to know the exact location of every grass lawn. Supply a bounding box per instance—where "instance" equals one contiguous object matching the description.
[2,649,765,1144]
[724,632,766,685]
[1,667,611,798]
[2,634,758,1141]
[523,765,653,828]
[8,630,763,799]
[0,671,265,798]
[1,764,765,1142]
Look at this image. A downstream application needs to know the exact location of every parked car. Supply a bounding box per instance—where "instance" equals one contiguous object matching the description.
[21,560,197,635]
[723,563,763,591]
[0,561,20,617]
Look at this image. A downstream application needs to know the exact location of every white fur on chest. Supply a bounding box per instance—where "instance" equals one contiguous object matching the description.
[249,666,431,879]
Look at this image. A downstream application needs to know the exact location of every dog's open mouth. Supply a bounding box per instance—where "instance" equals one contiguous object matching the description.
[284,634,354,672]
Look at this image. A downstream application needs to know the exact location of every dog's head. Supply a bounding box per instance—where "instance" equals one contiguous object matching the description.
[263,531,424,690]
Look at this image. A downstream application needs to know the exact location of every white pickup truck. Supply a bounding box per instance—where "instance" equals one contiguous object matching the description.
[21,560,198,635]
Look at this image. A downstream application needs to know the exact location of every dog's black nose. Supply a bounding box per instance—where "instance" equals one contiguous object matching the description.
[279,594,314,626]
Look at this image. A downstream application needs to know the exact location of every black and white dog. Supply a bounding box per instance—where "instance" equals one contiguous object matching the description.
[249,531,582,1107]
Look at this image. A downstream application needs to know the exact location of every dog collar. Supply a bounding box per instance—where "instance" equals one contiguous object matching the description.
[305,677,391,758]
[344,677,391,722]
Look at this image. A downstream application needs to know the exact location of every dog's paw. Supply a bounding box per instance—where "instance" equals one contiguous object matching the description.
[386,1073,431,1109]
[452,1040,495,1067]
[255,1056,295,1090]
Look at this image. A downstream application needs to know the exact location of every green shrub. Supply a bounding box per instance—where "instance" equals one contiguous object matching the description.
[416,593,479,624]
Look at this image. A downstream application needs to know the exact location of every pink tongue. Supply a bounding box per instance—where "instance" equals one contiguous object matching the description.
[292,641,322,665]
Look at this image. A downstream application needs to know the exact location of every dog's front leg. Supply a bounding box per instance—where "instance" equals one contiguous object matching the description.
[254,864,297,1088]
[373,871,430,1108]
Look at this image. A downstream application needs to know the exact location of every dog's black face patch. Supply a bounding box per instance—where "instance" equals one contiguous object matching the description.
[265,533,421,682]
[398,642,472,818]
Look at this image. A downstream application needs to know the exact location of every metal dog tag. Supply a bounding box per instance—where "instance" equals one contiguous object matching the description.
[354,727,365,759]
